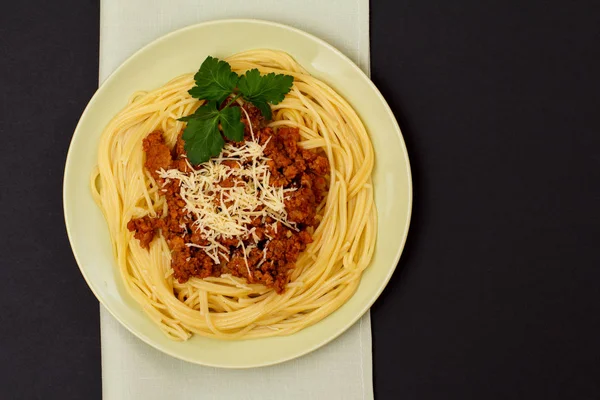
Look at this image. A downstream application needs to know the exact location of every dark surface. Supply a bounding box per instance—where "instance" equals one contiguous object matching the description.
[0,1,102,400]
[370,1,600,399]
[1,1,599,399]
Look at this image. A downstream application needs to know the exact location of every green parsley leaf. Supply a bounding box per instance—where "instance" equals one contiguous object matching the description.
[188,56,238,102]
[181,101,224,164]
[180,57,294,165]
[178,101,214,122]
[219,106,245,142]
[179,101,246,163]
[251,99,273,120]
[238,69,294,111]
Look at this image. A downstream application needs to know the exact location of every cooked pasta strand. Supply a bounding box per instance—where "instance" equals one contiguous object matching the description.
[92,50,376,340]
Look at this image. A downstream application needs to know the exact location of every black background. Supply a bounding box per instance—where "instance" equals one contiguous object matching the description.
[1,1,599,399]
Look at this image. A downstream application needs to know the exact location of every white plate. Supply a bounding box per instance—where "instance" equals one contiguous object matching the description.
[64,19,412,368]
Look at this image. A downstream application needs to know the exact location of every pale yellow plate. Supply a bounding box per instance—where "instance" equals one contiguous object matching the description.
[63,19,412,368]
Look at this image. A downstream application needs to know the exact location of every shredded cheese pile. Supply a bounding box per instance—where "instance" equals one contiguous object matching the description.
[157,138,297,266]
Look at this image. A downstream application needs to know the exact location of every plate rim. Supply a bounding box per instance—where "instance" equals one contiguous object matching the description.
[63,18,413,368]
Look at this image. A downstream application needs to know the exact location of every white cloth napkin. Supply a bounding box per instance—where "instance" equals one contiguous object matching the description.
[99,2,372,399]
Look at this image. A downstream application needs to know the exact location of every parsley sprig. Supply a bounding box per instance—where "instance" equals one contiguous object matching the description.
[180,56,294,164]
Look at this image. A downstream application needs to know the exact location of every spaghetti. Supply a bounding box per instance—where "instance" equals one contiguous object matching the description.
[91,50,376,340]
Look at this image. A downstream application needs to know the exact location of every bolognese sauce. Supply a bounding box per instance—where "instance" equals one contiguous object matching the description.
[127,104,329,293]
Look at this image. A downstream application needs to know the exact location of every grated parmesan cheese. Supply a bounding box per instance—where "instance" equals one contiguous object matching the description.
[157,137,297,266]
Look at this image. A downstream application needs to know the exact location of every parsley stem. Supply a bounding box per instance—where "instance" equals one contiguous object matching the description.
[223,93,242,109]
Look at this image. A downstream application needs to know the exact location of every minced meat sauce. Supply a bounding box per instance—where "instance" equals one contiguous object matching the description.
[127,104,329,293]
